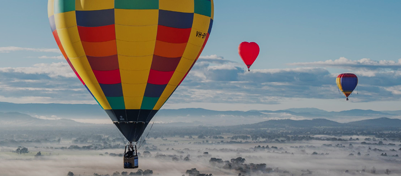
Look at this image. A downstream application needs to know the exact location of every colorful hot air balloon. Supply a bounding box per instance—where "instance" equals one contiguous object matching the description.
[238,42,260,71]
[48,0,214,164]
[336,73,358,101]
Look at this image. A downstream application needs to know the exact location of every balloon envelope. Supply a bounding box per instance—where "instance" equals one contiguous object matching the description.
[238,42,260,70]
[336,73,358,99]
[48,0,214,142]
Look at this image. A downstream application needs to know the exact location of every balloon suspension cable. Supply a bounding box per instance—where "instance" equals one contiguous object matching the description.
[118,131,128,145]
[126,141,137,156]
[127,141,134,149]
[138,122,155,150]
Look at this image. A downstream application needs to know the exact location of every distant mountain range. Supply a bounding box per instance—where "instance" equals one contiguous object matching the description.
[146,108,395,118]
[0,110,400,129]
[0,112,90,128]
[0,102,399,126]
[244,118,342,128]
[244,117,401,129]
[347,117,401,128]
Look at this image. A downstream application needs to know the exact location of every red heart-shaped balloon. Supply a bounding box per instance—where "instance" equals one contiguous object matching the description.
[238,42,260,71]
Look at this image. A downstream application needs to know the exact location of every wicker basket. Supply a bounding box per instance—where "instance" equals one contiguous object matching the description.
[124,156,138,169]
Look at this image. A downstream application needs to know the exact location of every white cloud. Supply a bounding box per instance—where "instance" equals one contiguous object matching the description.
[0,55,400,105]
[289,57,401,71]
[0,61,94,104]
[198,54,225,60]
[0,46,61,53]
[0,62,75,78]
[383,86,401,95]
[171,58,337,104]
[171,56,401,103]
[38,55,64,60]
[198,55,241,66]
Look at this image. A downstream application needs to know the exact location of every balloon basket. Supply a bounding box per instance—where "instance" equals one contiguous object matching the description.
[124,156,138,169]
[124,143,138,169]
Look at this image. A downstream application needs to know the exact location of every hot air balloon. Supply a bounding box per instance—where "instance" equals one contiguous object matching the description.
[336,73,358,101]
[238,42,260,71]
[48,0,214,168]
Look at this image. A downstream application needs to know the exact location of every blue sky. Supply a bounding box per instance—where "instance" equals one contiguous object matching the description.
[1,0,401,111]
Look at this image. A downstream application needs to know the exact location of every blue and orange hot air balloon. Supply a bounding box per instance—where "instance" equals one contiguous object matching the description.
[336,73,358,101]
[48,0,214,168]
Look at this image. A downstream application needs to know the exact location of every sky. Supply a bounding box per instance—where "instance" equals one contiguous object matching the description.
[1,0,401,111]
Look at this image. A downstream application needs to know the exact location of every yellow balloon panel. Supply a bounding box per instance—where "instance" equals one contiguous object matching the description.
[115,9,159,26]
[54,12,77,29]
[118,55,153,71]
[48,0,55,17]
[120,70,150,84]
[159,0,194,13]
[116,25,158,42]
[116,40,156,57]
[75,0,114,11]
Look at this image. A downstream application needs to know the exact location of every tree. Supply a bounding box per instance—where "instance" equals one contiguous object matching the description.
[143,169,153,176]
[186,168,200,176]
[67,171,74,176]
[20,147,29,154]
[172,156,179,161]
[35,151,42,156]
[385,169,391,175]
[371,167,376,174]
[184,155,190,161]
[16,147,29,154]
[136,169,143,175]
[143,151,151,157]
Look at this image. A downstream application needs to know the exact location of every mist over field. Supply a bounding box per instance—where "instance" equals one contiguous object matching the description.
[0,112,400,176]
